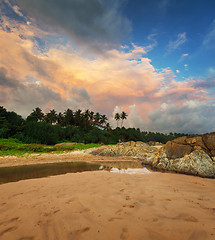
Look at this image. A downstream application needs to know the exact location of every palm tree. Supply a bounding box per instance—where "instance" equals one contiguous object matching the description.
[121,111,128,128]
[94,112,101,123]
[114,113,121,127]
[84,109,90,120]
[64,109,74,126]
[74,109,82,126]
[89,111,94,120]
[105,122,111,130]
[30,107,44,122]
[57,112,64,126]
[100,114,108,125]
[45,109,58,124]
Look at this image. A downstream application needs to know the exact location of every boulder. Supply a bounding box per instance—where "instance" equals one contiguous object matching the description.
[90,141,157,165]
[90,134,215,178]
[202,132,215,151]
[153,133,215,178]
[164,141,192,159]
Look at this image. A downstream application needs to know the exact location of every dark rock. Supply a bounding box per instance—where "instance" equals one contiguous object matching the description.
[153,132,215,178]
[164,141,192,159]
[202,132,215,152]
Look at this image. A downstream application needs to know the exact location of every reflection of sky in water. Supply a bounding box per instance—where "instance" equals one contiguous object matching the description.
[110,168,152,175]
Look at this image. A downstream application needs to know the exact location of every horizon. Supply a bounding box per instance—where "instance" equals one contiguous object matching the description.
[0,0,215,134]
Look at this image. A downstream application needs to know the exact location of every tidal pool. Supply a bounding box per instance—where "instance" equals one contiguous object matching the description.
[0,161,152,184]
[0,162,101,184]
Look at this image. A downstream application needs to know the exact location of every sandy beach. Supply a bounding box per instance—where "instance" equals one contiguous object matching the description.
[0,152,139,167]
[0,168,215,240]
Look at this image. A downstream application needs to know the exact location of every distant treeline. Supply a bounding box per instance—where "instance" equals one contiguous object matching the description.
[0,106,187,145]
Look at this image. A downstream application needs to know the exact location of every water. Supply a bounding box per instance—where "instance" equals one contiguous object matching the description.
[0,162,101,184]
[0,161,152,184]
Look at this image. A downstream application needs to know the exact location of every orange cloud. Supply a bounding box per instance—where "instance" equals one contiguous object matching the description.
[0,22,211,119]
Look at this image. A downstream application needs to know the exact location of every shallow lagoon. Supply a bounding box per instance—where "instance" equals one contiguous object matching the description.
[0,161,152,184]
[0,162,100,184]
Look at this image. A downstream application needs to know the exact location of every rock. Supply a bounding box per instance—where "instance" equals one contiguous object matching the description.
[164,141,192,159]
[202,132,215,151]
[90,141,157,165]
[153,133,215,178]
[147,141,162,146]
[90,134,215,178]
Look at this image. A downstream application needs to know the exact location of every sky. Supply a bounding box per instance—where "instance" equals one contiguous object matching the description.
[0,0,215,134]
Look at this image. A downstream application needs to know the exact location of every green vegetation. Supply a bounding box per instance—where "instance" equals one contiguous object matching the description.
[0,138,101,156]
[0,106,187,150]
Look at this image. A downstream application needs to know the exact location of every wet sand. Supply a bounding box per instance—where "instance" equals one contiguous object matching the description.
[0,170,215,240]
[0,152,138,167]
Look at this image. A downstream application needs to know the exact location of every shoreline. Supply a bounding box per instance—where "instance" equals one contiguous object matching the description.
[0,151,141,168]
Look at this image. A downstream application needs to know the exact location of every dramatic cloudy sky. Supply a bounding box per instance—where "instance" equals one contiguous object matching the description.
[0,0,215,133]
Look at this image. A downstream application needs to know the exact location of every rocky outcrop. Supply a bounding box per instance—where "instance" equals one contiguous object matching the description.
[90,141,158,165]
[152,133,215,178]
[90,134,215,178]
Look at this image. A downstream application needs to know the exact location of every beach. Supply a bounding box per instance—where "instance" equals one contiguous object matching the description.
[0,168,215,240]
[0,152,138,167]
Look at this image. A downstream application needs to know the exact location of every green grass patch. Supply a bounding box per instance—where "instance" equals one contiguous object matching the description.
[0,138,101,156]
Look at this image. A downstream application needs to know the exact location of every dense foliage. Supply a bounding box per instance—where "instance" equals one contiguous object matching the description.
[0,106,187,145]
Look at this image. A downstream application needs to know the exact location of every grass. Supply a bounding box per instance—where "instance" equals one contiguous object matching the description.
[0,138,101,157]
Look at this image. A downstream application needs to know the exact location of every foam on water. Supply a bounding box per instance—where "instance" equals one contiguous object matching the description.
[110,167,152,175]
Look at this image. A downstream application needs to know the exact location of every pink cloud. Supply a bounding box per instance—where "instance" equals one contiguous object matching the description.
[0,24,212,122]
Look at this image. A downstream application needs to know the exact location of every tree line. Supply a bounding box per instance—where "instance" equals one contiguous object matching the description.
[0,106,187,145]
[27,107,109,128]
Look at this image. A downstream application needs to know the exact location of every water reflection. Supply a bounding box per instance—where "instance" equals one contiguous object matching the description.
[98,161,153,175]
[110,167,151,174]
[0,162,100,184]
[0,161,153,184]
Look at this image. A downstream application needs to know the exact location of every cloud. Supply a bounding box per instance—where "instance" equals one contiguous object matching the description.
[147,101,215,134]
[184,64,188,70]
[209,67,215,74]
[1,25,211,122]
[71,87,92,105]
[12,5,24,17]
[0,27,93,116]
[0,71,92,117]
[0,65,63,116]
[166,32,187,55]
[16,0,132,53]
[109,101,215,134]
[203,20,215,49]
[144,33,158,52]
[0,11,214,132]
[192,75,215,89]
[179,53,189,62]
[1,0,28,24]
[0,67,20,88]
